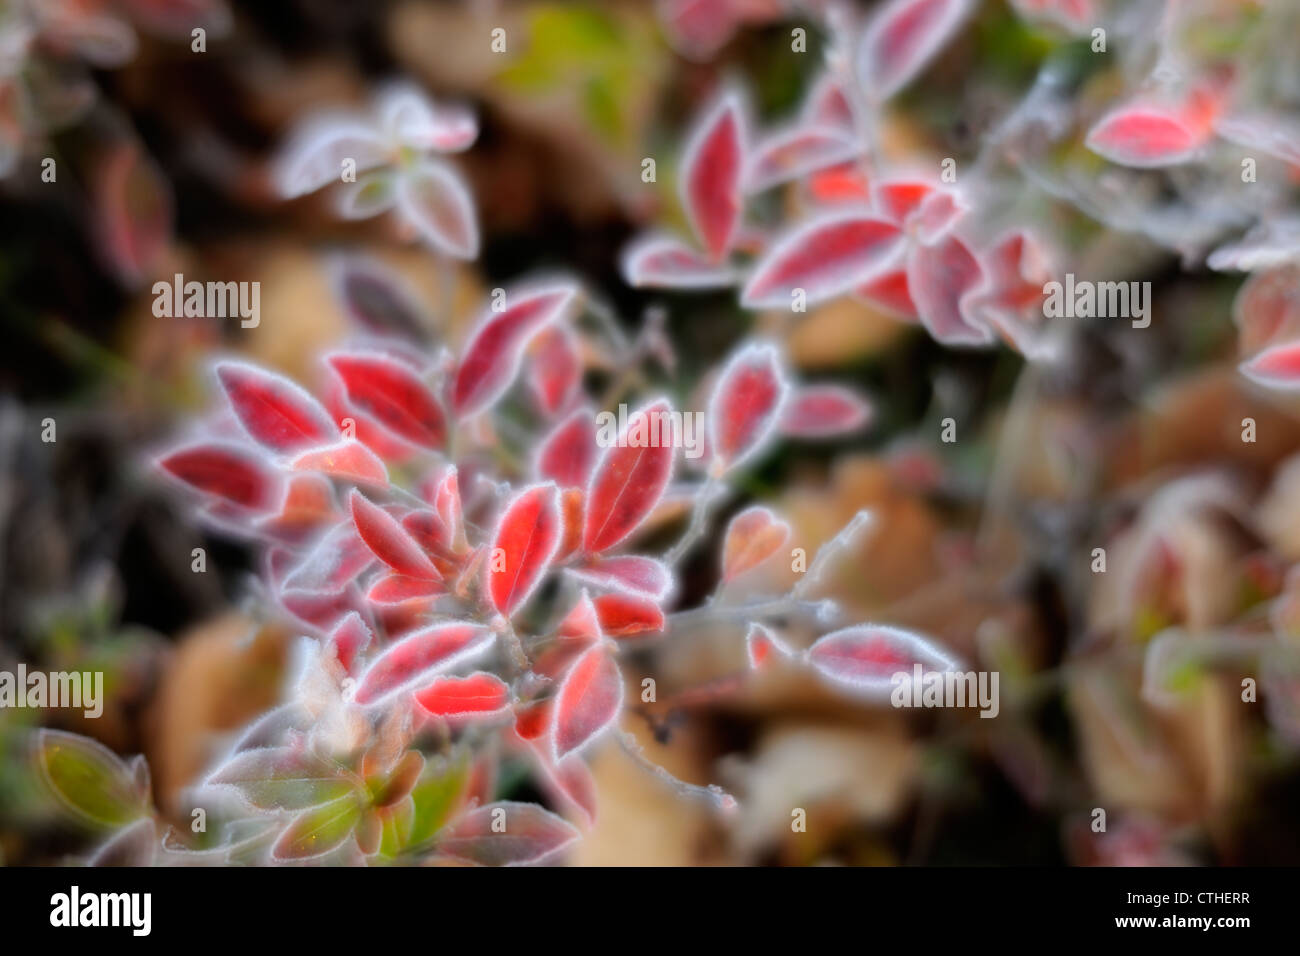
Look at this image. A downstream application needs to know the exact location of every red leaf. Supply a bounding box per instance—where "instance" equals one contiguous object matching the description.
[216,361,339,454]
[258,473,336,540]
[804,163,871,205]
[557,590,604,644]
[349,490,441,581]
[745,126,861,194]
[582,398,676,553]
[326,612,373,675]
[856,0,974,102]
[806,624,959,696]
[708,343,789,471]
[906,233,990,345]
[1240,340,1300,390]
[395,159,479,259]
[415,672,510,719]
[741,211,904,309]
[291,439,389,487]
[488,483,562,618]
[158,442,281,510]
[592,592,665,639]
[681,92,746,261]
[453,284,578,416]
[873,177,930,220]
[746,622,795,669]
[552,644,624,760]
[514,698,553,740]
[535,407,598,489]
[567,555,672,601]
[780,385,874,438]
[526,325,582,417]
[721,506,791,582]
[327,351,446,448]
[354,620,494,705]
[621,234,738,289]
[438,801,578,866]
[853,266,917,318]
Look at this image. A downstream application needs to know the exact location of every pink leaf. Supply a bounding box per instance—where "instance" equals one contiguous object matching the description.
[353,620,494,706]
[1085,81,1227,169]
[291,440,389,488]
[857,0,974,102]
[566,555,673,602]
[528,324,582,416]
[453,284,578,416]
[158,442,281,510]
[535,407,598,488]
[582,398,676,553]
[552,644,624,760]
[1240,340,1300,391]
[377,83,478,153]
[349,490,441,580]
[681,91,746,261]
[325,612,372,675]
[366,573,442,607]
[802,72,857,133]
[592,592,665,639]
[415,672,510,719]
[488,483,563,618]
[327,351,447,448]
[708,343,789,471]
[283,524,374,594]
[721,506,791,582]
[1010,0,1093,33]
[438,801,579,866]
[93,142,172,286]
[906,233,991,345]
[741,211,904,309]
[806,624,959,697]
[780,384,874,438]
[745,125,861,194]
[215,361,339,454]
[621,234,738,289]
[396,160,479,258]
[746,622,795,669]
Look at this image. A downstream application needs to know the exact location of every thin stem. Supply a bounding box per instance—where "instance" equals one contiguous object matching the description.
[617,731,736,812]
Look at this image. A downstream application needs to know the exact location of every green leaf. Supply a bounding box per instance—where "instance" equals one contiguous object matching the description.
[407,755,470,848]
[271,792,365,861]
[208,747,359,811]
[35,730,148,827]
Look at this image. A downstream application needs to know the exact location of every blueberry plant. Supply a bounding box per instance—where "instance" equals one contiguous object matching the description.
[27,0,1300,865]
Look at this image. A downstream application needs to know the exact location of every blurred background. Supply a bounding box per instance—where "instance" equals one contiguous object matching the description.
[2,0,1300,865]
